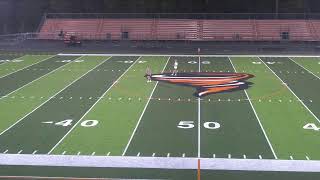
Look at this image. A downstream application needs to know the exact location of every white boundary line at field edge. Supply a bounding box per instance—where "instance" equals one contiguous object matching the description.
[0,55,56,79]
[58,53,320,58]
[2,154,320,172]
[288,57,320,80]
[0,56,108,137]
[258,57,320,124]
[122,56,171,156]
[0,56,82,101]
[48,56,142,154]
[228,57,278,159]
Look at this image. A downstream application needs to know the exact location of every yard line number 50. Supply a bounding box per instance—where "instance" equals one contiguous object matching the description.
[177,121,220,129]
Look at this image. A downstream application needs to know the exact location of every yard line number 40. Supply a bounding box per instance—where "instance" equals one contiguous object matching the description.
[177,121,220,129]
[55,119,98,127]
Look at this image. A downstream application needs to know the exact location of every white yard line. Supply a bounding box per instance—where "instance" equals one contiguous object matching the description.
[0,56,108,137]
[259,57,320,123]
[288,57,320,80]
[48,57,142,155]
[58,53,320,58]
[2,154,320,172]
[228,57,278,159]
[0,55,26,67]
[122,57,171,156]
[197,56,201,158]
[0,56,80,101]
[0,55,56,79]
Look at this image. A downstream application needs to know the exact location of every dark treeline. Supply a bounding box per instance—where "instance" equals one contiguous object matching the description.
[0,0,318,34]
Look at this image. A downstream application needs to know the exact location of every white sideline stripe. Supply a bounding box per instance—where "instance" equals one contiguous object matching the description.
[0,55,56,79]
[58,53,320,58]
[122,56,171,156]
[197,56,201,158]
[48,56,141,154]
[259,57,320,123]
[229,57,278,159]
[2,154,320,172]
[0,56,90,137]
[288,57,320,80]
[0,56,79,101]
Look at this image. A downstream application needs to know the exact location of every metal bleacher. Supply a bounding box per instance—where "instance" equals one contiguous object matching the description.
[37,13,320,42]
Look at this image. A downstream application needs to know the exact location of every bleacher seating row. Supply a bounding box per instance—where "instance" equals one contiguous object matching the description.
[39,18,320,41]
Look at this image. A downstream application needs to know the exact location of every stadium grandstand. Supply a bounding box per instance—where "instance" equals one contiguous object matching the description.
[2,0,320,180]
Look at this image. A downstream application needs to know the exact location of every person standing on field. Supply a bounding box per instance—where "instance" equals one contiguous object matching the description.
[146,67,152,82]
[172,60,178,76]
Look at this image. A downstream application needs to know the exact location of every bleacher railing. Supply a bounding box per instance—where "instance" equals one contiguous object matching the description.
[45,13,320,20]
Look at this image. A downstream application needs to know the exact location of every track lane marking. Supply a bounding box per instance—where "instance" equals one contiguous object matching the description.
[48,57,141,154]
[121,57,170,156]
[259,57,320,123]
[229,57,278,159]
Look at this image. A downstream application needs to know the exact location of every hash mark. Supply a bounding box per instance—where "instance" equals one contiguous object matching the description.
[3,150,8,154]
[306,156,310,160]
[228,154,231,159]
[259,155,262,159]
[182,153,185,157]
[91,152,96,156]
[152,153,155,157]
[17,150,23,154]
[32,150,37,154]
[213,154,216,158]
[243,154,246,159]
[290,156,293,160]
[77,152,81,155]
[137,152,140,157]
[107,152,111,156]
[167,153,170,157]
[62,151,66,155]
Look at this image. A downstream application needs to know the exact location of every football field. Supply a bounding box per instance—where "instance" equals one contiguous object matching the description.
[0,53,320,179]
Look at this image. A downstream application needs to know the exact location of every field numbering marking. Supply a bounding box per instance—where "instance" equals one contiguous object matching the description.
[48,56,140,154]
[0,56,89,137]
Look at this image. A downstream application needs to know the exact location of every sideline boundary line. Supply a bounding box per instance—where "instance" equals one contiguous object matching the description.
[228,57,278,159]
[259,57,320,124]
[0,55,56,79]
[58,53,320,58]
[0,56,107,137]
[1,154,320,172]
[122,56,171,156]
[48,56,142,154]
